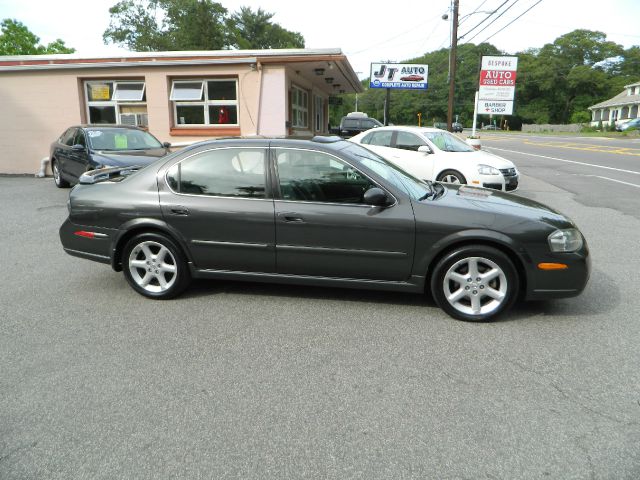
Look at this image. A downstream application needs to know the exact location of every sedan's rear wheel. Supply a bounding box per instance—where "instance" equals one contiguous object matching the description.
[52,160,70,188]
[431,245,519,322]
[436,169,467,185]
[122,233,191,299]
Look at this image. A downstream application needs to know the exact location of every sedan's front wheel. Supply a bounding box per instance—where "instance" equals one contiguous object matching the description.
[437,169,467,185]
[52,160,70,188]
[122,233,191,299]
[431,245,519,322]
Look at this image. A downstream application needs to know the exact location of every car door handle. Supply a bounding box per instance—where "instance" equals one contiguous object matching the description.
[278,212,305,223]
[170,206,190,216]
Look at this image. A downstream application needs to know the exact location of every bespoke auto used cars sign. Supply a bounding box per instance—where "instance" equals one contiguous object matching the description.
[478,56,518,115]
[370,63,429,90]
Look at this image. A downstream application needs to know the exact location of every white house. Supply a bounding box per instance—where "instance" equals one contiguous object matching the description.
[589,80,640,126]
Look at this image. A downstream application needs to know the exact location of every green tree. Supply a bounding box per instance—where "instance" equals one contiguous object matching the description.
[104,0,229,51]
[228,7,304,49]
[0,19,75,55]
[104,1,304,52]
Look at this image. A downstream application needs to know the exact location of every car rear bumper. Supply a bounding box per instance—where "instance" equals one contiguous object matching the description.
[59,218,115,265]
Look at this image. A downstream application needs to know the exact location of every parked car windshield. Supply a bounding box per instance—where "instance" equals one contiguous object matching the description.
[342,143,433,200]
[423,131,475,153]
[87,128,163,151]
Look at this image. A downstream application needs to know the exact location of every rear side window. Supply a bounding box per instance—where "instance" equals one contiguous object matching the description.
[363,130,393,147]
[342,119,359,128]
[166,148,266,198]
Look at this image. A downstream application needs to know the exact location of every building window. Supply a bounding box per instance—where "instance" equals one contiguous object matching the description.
[314,95,325,132]
[85,81,147,127]
[170,79,238,126]
[291,85,309,129]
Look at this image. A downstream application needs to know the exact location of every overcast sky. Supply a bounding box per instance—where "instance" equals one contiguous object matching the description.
[1,0,639,77]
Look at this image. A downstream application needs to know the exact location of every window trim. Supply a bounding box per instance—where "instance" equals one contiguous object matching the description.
[171,78,239,128]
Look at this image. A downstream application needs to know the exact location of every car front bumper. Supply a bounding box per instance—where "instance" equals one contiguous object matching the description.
[524,245,591,301]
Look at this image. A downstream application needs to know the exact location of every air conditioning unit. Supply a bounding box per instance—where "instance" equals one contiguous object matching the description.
[119,113,149,127]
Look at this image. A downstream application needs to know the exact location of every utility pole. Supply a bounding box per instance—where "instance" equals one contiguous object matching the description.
[447,0,459,132]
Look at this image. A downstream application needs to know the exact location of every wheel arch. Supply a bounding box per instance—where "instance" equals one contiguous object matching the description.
[422,232,529,299]
[111,219,193,272]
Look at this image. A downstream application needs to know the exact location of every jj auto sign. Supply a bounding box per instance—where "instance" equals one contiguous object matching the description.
[369,63,429,90]
[478,56,518,114]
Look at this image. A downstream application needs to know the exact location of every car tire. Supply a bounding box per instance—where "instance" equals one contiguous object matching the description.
[437,169,467,185]
[430,245,519,322]
[122,232,191,299]
[52,159,70,188]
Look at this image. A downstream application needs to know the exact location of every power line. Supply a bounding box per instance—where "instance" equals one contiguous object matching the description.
[458,0,489,25]
[457,0,511,40]
[461,0,523,44]
[474,0,544,45]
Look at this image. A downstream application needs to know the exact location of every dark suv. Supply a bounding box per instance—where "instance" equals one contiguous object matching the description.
[338,113,383,138]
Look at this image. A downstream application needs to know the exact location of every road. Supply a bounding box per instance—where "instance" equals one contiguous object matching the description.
[481,132,640,219]
[1,140,640,479]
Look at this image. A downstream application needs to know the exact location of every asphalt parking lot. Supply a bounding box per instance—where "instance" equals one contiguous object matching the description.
[1,173,639,479]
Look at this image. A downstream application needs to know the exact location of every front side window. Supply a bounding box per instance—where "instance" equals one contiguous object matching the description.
[423,131,474,152]
[395,131,426,152]
[85,81,147,127]
[291,85,309,128]
[171,79,238,126]
[275,149,375,204]
[166,148,266,198]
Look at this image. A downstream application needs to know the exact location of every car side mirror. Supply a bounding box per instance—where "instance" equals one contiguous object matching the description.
[363,187,391,207]
[418,146,433,154]
[72,144,86,151]
[162,142,171,149]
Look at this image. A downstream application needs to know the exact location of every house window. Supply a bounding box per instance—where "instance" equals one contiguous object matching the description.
[314,95,325,132]
[291,85,309,129]
[170,79,238,126]
[85,81,148,127]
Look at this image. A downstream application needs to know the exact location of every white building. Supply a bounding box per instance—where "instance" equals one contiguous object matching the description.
[589,80,640,126]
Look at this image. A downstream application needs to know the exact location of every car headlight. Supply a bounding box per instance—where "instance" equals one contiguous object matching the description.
[548,228,583,252]
[478,164,500,175]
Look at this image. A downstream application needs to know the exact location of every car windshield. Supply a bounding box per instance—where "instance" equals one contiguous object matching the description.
[342,143,433,200]
[87,128,162,151]
[423,131,474,153]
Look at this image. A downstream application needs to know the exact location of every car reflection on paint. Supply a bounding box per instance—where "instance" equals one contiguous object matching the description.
[59,136,590,322]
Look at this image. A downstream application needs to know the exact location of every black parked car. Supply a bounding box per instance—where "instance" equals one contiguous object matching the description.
[50,125,170,188]
[338,112,383,138]
[59,137,590,322]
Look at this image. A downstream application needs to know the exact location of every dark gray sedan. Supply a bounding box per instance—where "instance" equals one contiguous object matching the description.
[59,137,590,321]
[50,125,169,188]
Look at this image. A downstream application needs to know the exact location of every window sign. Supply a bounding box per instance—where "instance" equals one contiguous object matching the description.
[89,84,112,101]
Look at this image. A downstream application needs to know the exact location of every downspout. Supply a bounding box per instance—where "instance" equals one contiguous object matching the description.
[35,157,49,178]
[254,61,264,136]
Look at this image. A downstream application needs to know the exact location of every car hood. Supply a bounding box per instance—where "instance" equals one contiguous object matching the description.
[421,184,573,229]
[438,149,515,169]
[91,148,166,167]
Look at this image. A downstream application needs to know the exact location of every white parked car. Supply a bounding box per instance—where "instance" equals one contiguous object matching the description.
[349,126,519,191]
